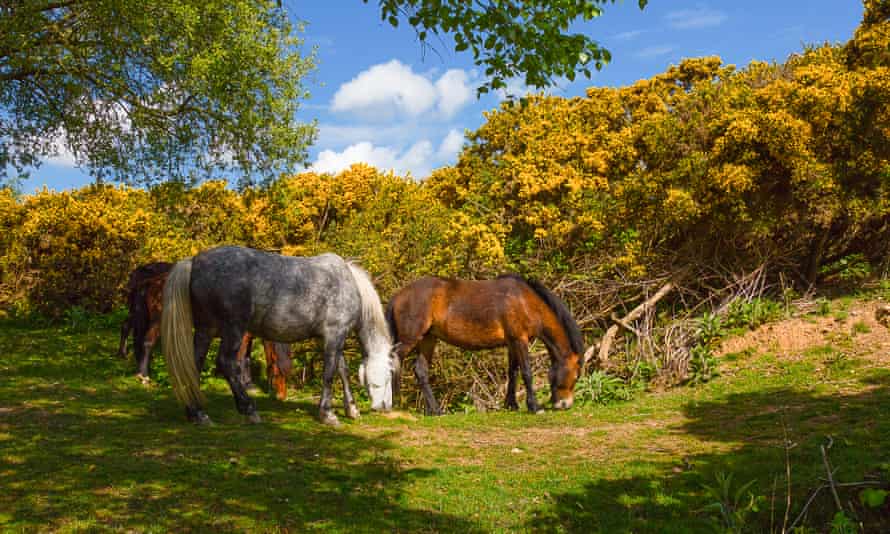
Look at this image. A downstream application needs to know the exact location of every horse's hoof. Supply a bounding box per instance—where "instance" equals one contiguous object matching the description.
[137,374,151,385]
[319,412,340,426]
[346,404,361,420]
[193,413,214,426]
[533,408,546,415]
[247,412,262,424]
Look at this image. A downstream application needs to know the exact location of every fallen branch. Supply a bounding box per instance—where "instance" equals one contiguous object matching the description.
[821,437,842,512]
[587,281,674,367]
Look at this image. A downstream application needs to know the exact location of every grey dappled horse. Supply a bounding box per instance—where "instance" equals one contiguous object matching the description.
[160,246,394,425]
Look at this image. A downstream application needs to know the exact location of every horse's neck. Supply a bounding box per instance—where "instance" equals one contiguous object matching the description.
[540,313,572,359]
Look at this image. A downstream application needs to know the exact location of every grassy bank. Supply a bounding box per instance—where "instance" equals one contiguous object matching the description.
[2,298,889,532]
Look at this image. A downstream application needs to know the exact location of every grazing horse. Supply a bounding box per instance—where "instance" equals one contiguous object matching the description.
[387,274,585,415]
[118,261,173,359]
[119,263,292,399]
[161,246,394,425]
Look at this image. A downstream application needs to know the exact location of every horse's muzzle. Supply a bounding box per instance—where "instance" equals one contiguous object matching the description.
[553,396,574,410]
[370,400,392,412]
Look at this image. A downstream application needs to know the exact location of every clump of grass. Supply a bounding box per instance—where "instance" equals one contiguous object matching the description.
[815,297,832,317]
[724,298,783,331]
[574,370,638,406]
[852,321,870,335]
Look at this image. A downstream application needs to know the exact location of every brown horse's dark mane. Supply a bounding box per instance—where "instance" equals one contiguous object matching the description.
[497,274,585,354]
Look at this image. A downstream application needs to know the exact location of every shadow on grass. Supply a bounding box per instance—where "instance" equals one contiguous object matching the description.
[0,321,482,532]
[526,370,890,533]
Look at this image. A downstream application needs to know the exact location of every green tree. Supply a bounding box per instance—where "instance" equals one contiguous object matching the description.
[1,0,317,187]
[369,0,648,95]
[3,0,648,188]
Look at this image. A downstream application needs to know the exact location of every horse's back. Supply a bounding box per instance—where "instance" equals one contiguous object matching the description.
[391,275,537,348]
[189,246,359,342]
[127,262,173,290]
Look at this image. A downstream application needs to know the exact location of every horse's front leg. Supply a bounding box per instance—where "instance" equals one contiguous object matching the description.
[512,338,542,413]
[416,336,443,415]
[318,337,345,425]
[337,352,360,419]
[218,330,261,424]
[264,341,289,401]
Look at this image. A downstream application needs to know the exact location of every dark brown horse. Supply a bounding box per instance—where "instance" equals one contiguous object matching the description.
[118,262,172,359]
[119,263,292,400]
[386,274,585,415]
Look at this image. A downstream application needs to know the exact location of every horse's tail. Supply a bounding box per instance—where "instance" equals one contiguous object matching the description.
[346,262,393,356]
[160,258,203,407]
[522,278,586,355]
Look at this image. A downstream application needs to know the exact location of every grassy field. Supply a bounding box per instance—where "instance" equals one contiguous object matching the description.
[2,299,890,533]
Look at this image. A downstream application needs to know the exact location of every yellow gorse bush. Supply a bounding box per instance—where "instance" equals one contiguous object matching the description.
[1,2,887,314]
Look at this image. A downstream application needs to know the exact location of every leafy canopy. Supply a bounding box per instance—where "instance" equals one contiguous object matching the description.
[0,0,317,188]
[369,0,648,95]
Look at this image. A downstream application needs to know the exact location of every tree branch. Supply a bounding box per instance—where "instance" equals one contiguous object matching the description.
[587,281,674,367]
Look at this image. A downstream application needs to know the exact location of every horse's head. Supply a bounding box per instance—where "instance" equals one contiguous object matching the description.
[358,348,394,412]
[549,351,582,410]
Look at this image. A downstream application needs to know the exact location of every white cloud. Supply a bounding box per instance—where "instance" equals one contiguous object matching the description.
[311,140,434,178]
[666,7,728,29]
[635,45,675,59]
[310,130,466,179]
[330,60,473,120]
[437,129,464,161]
[435,69,473,118]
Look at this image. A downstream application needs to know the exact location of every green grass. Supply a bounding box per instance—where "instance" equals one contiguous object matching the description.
[2,314,890,533]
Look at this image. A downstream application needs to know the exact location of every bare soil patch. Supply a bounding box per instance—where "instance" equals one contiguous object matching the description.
[719,300,890,365]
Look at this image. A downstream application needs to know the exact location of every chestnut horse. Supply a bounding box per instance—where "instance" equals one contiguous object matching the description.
[118,263,292,400]
[387,274,585,414]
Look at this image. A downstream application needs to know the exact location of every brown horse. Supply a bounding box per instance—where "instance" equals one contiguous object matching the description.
[119,263,292,400]
[386,274,585,415]
[118,262,172,359]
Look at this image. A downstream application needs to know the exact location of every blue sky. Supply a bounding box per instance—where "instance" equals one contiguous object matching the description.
[24,1,865,192]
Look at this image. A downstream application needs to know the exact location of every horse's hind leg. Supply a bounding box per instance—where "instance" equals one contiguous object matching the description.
[185,330,213,424]
[415,336,443,415]
[338,353,360,419]
[236,333,255,391]
[133,319,148,379]
[117,316,131,358]
[217,330,260,423]
[512,338,542,413]
[137,320,160,383]
[505,349,520,410]
[318,336,346,425]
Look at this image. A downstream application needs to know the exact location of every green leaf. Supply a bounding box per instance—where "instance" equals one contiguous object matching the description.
[859,488,889,509]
